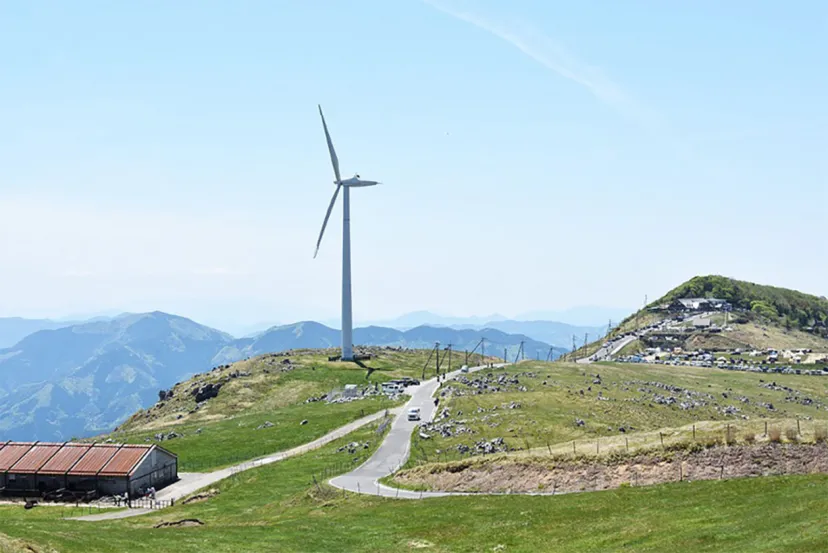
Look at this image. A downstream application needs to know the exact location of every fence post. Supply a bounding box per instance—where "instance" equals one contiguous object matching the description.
[596,439,599,454]
[625,437,629,452]
[765,421,768,436]
[692,425,696,441]
[797,418,801,435]
[659,432,664,447]
[572,441,576,455]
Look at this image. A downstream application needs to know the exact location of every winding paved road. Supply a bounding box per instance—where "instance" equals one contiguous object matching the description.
[74,362,506,519]
[71,408,397,521]
[329,363,503,499]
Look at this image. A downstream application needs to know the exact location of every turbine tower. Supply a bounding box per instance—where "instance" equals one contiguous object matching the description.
[314,105,379,361]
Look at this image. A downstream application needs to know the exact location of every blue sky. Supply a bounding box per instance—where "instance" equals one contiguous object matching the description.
[1,0,826,330]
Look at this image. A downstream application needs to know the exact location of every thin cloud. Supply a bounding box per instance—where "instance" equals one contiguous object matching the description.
[61,269,96,278]
[191,267,251,277]
[422,0,661,130]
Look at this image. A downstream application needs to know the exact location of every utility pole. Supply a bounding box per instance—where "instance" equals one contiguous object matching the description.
[572,335,577,361]
[584,333,588,350]
[438,342,451,374]
[421,345,436,380]
[504,347,508,363]
[514,340,525,364]
[481,337,485,364]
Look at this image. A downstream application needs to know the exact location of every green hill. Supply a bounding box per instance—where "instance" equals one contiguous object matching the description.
[101,347,495,471]
[657,275,828,332]
[581,276,828,359]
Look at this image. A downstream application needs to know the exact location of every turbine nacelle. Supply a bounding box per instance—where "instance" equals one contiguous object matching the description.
[338,175,379,187]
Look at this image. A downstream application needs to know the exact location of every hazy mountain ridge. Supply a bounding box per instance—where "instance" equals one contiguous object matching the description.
[0,317,76,349]
[0,315,560,441]
[0,312,234,440]
[448,320,605,349]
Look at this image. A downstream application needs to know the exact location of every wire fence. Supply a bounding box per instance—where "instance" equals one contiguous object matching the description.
[408,417,828,466]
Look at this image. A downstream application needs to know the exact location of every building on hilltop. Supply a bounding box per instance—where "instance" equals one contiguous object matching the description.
[666,298,732,312]
[0,442,177,499]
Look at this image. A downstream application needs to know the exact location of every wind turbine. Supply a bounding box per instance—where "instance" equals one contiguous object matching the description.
[313,105,379,361]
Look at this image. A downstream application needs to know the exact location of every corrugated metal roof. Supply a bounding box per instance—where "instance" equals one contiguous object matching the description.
[0,443,35,471]
[0,442,173,478]
[9,443,63,474]
[68,444,121,476]
[37,443,92,475]
[99,445,151,477]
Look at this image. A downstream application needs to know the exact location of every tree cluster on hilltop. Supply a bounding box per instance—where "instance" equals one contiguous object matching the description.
[659,275,828,331]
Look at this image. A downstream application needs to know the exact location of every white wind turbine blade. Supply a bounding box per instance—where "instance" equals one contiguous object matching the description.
[318,105,341,183]
[314,184,341,258]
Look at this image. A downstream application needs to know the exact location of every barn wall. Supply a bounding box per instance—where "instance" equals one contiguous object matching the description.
[35,475,64,493]
[97,477,128,496]
[66,475,98,492]
[5,473,34,491]
[128,448,177,496]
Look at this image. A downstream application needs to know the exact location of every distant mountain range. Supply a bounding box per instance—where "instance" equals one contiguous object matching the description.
[0,313,234,441]
[0,317,75,349]
[454,320,605,350]
[0,313,563,441]
[355,307,632,330]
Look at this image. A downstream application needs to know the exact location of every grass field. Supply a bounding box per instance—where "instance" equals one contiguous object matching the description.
[116,397,395,471]
[1,424,827,552]
[3,358,828,551]
[406,360,828,466]
[98,348,495,471]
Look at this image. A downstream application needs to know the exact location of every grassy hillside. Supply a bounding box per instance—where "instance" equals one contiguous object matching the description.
[101,347,494,470]
[404,361,828,466]
[1,427,827,552]
[3,358,828,551]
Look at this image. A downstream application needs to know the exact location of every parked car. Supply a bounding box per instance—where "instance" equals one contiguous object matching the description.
[407,407,421,421]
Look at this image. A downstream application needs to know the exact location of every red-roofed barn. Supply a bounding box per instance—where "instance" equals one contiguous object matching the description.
[0,441,177,498]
